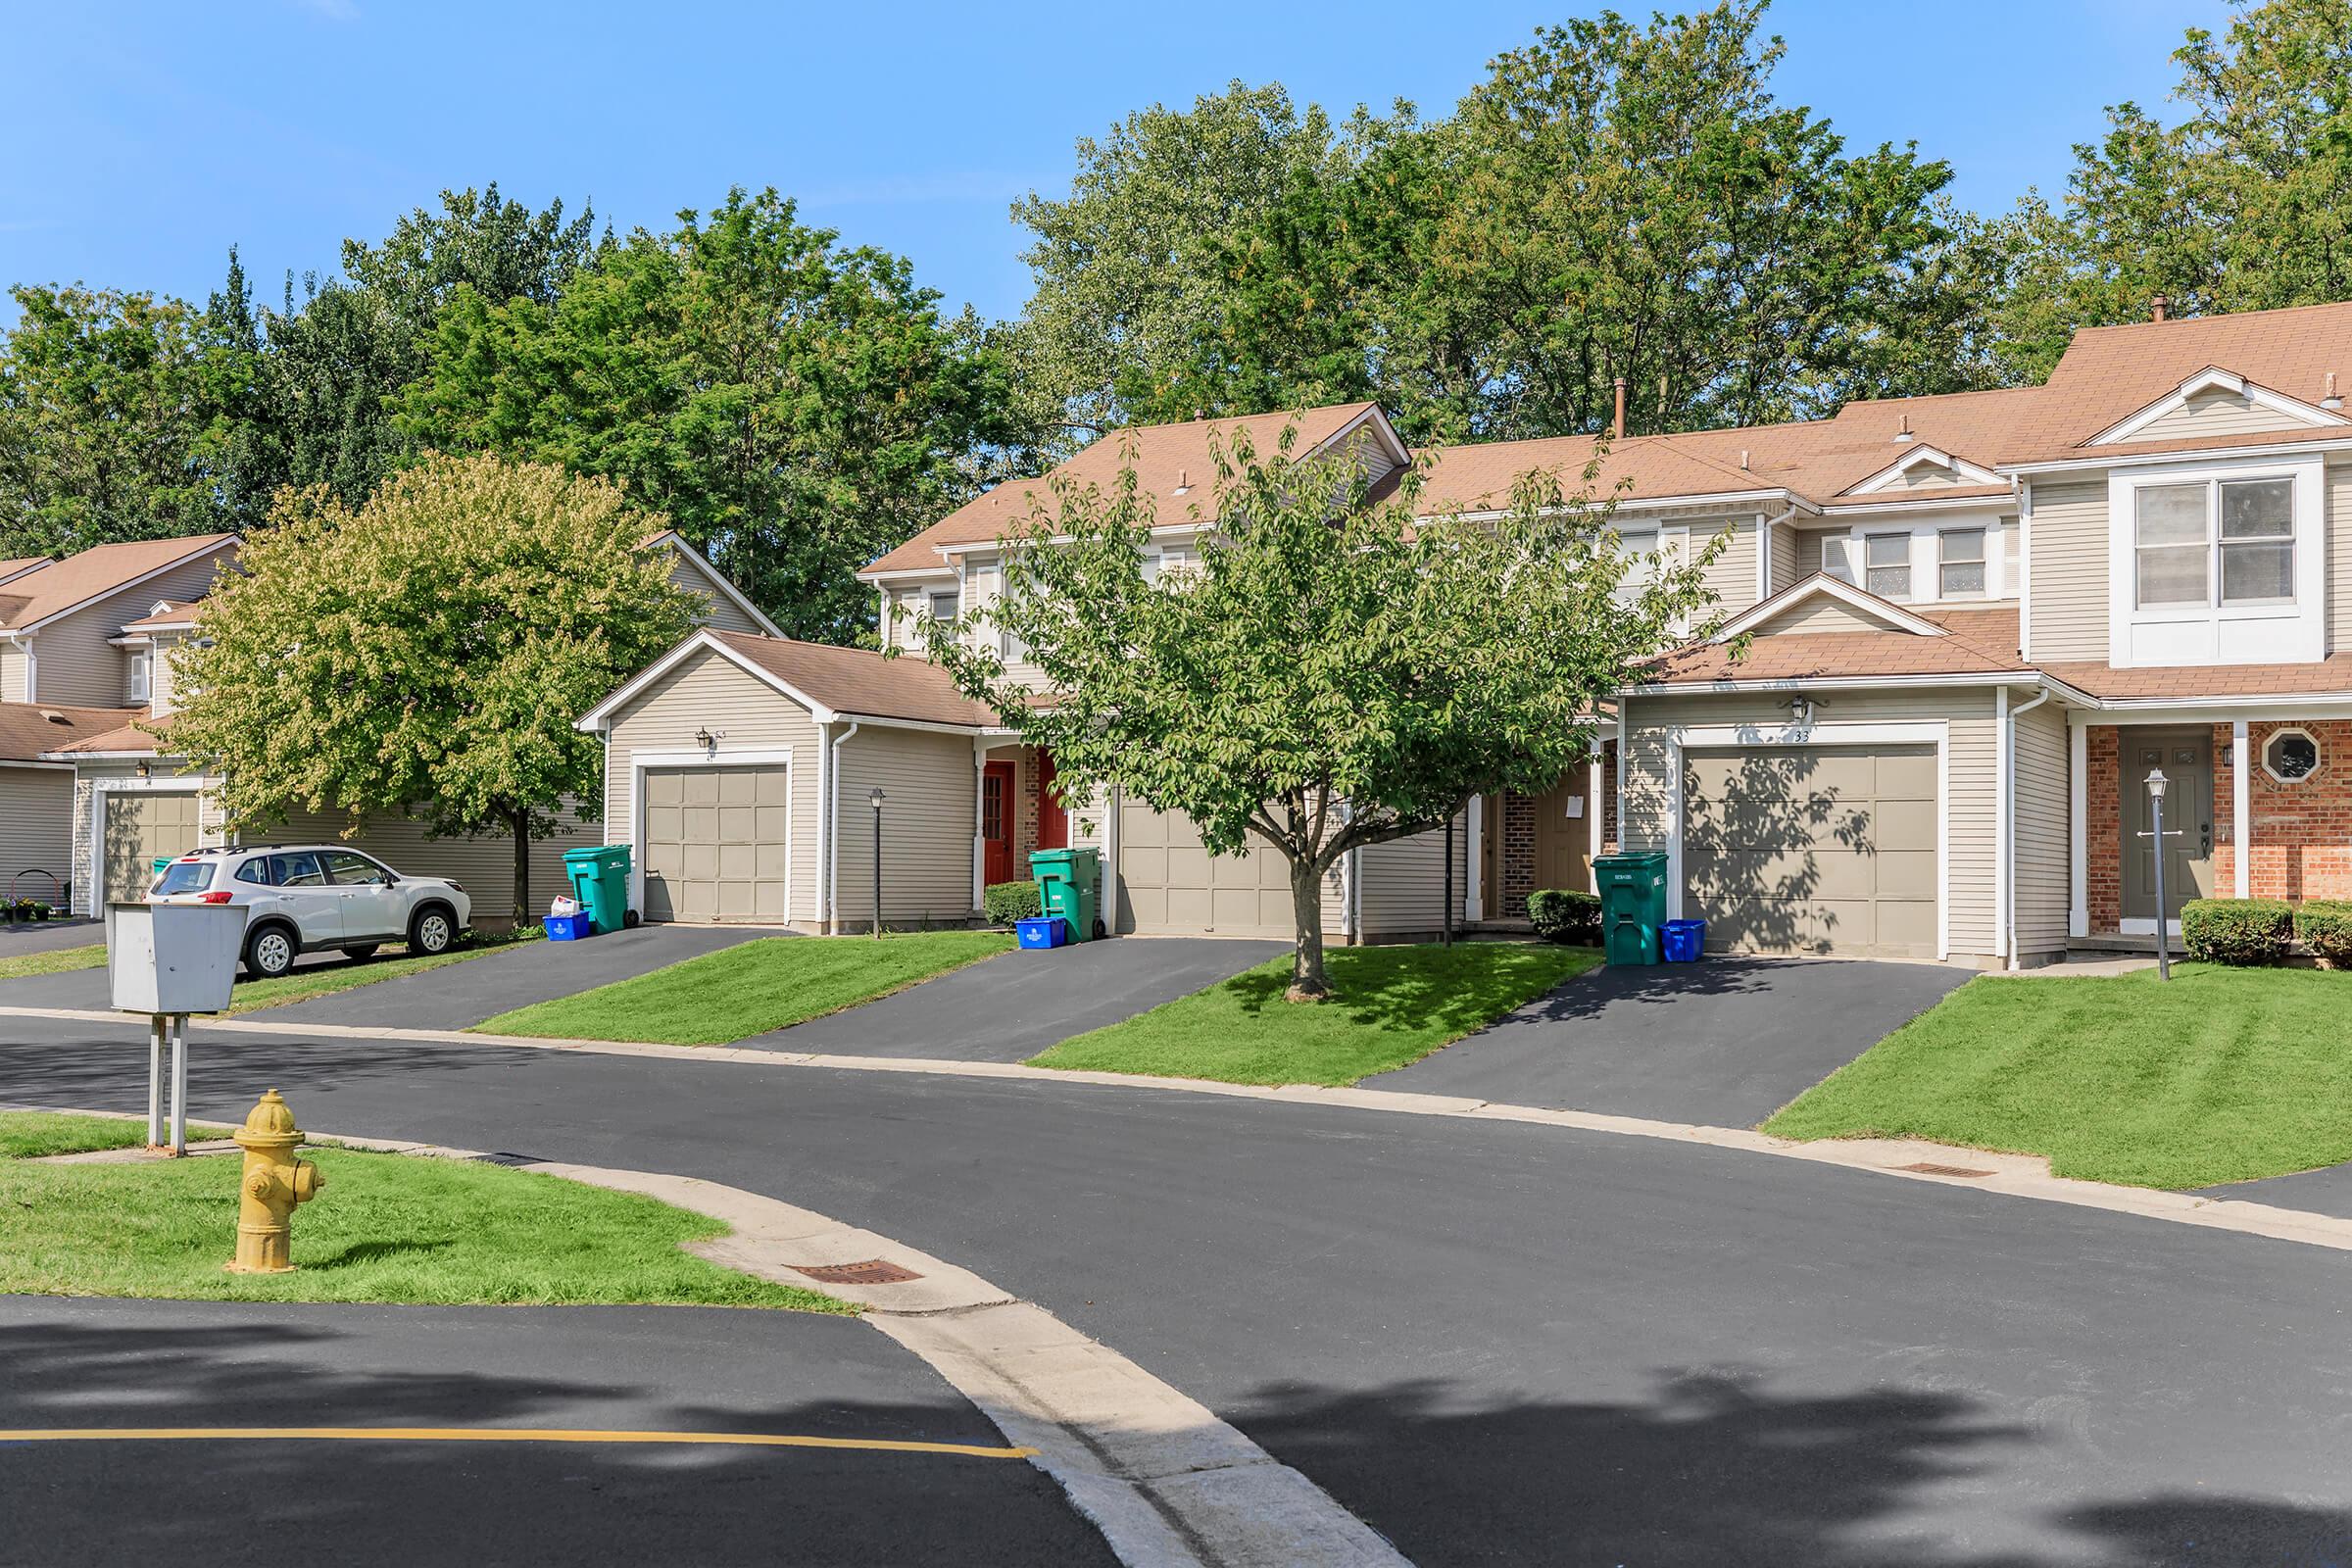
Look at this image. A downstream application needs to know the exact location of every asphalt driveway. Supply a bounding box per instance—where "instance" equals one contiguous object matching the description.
[0,1295,1110,1568]
[1371,955,1971,1127]
[739,935,1289,1060]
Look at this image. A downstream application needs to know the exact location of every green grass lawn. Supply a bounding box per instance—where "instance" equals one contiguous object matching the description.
[1764,964,2352,1189]
[0,1113,846,1311]
[0,1110,230,1159]
[0,942,106,980]
[223,927,540,1014]
[476,931,1018,1045]
[1030,941,1603,1087]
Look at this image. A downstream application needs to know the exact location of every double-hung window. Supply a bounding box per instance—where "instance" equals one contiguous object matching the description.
[1936,530,1985,598]
[125,650,152,705]
[1610,528,1658,607]
[1864,534,1911,600]
[927,589,958,622]
[2134,476,2295,610]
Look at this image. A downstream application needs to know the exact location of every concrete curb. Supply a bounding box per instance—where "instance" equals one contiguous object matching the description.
[8,1105,1405,1568]
[14,1002,2352,1259]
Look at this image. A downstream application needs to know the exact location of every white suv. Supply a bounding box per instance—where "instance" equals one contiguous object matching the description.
[149,846,472,980]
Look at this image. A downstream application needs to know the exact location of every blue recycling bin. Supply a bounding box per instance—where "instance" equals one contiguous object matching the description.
[1660,917,1706,962]
[1015,915,1069,950]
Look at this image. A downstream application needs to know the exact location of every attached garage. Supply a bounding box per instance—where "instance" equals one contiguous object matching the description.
[101,790,203,904]
[1680,745,1939,957]
[640,762,792,922]
[1114,801,1294,939]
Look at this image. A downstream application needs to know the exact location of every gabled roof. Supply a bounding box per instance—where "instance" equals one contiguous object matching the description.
[1641,596,2027,688]
[861,403,1394,576]
[0,534,237,634]
[1711,574,1952,642]
[119,600,204,633]
[575,629,999,733]
[642,529,787,638]
[0,702,148,761]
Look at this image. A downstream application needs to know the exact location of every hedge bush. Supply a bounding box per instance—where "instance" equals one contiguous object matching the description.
[982,879,1043,926]
[2180,898,2293,965]
[1528,888,1602,945]
[2295,899,2352,966]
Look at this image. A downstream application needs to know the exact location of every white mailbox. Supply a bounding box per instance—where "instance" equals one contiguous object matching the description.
[108,902,246,1016]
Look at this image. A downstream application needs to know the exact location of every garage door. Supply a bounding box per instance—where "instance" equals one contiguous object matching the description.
[1682,746,1936,957]
[641,764,789,922]
[103,792,203,905]
[1115,800,1292,939]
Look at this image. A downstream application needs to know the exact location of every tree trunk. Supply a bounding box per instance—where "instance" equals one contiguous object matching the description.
[1287,857,1330,1003]
[510,806,532,930]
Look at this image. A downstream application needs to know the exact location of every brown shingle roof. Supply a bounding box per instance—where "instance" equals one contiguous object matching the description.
[119,600,204,632]
[2038,659,2352,700]
[0,535,236,631]
[708,631,998,727]
[1641,602,2027,686]
[863,404,1385,575]
[0,702,149,760]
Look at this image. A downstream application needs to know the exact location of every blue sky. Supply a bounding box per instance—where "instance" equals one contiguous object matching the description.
[2,0,2226,326]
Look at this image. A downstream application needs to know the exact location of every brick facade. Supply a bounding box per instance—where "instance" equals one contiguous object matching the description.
[2217,718,2352,903]
[1486,743,1616,923]
[2086,725,2122,932]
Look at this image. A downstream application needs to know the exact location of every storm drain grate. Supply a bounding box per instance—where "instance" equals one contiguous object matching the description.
[790,1259,923,1286]
[1899,1161,1996,1179]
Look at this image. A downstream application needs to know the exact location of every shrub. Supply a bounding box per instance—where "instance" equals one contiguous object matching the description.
[2295,899,2352,967]
[983,879,1043,926]
[2180,898,2292,965]
[1527,888,1602,945]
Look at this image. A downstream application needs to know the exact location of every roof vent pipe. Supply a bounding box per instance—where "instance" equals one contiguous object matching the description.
[1895,414,1914,445]
[2151,294,2170,323]
[2326,372,2342,412]
[1612,377,1627,441]
[1739,449,1750,471]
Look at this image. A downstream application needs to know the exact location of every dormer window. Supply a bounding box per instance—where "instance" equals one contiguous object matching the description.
[1863,534,1911,600]
[1937,530,1985,598]
[125,650,151,705]
[927,589,958,621]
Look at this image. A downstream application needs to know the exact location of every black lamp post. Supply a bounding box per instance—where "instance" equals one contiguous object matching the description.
[869,788,886,939]
[2145,768,2172,981]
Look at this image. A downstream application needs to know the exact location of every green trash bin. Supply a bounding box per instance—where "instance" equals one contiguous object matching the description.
[1029,846,1101,944]
[562,844,634,936]
[1593,850,1669,966]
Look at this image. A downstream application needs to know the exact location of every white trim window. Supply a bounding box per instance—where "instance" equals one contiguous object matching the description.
[1936,529,1985,599]
[2134,475,2295,610]
[2262,726,2321,784]
[2108,458,2323,667]
[1863,533,1911,601]
[1610,527,1659,607]
[927,589,958,622]
[125,650,152,705]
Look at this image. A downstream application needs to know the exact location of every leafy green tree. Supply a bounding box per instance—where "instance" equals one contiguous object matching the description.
[0,284,232,557]
[167,453,699,920]
[1008,81,1351,447]
[401,187,1011,643]
[913,425,1717,1001]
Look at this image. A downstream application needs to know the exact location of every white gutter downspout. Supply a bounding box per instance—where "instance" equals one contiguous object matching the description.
[826,721,861,934]
[2005,686,2054,970]
[1756,504,1801,600]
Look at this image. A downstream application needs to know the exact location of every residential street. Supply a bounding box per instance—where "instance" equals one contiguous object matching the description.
[6,1014,2351,1565]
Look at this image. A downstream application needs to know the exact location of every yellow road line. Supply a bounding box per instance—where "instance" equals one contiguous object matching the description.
[0,1426,1036,1459]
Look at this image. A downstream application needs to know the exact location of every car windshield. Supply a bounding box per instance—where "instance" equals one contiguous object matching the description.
[152,859,215,896]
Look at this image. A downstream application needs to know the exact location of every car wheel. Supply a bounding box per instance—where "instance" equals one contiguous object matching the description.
[340,944,380,962]
[244,925,297,981]
[409,906,455,956]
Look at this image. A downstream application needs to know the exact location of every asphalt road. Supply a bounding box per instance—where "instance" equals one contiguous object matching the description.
[1374,955,1970,1126]
[7,1018,2351,1565]
[0,1295,1110,1568]
[740,935,1287,1059]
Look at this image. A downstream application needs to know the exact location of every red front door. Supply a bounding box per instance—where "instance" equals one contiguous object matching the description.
[983,761,1015,885]
[1036,750,1068,852]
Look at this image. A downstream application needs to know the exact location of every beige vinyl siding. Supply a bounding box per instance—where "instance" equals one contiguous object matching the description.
[602,646,824,925]
[885,582,946,651]
[2329,462,2352,655]
[1752,598,1895,637]
[29,549,234,708]
[1621,688,2000,960]
[69,765,228,916]
[2131,386,2314,444]
[148,630,186,716]
[665,554,765,635]
[1353,813,1470,937]
[0,766,74,903]
[0,643,25,704]
[259,803,598,925]
[2012,698,2070,961]
[1768,520,1797,597]
[831,726,978,929]
[1687,517,1759,612]
[2024,479,2109,662]
[1890,461,1969,490]
[960,554,1050,687]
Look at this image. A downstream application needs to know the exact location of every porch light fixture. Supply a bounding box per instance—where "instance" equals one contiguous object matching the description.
[134,760,150,780]
[693,726,724,758]
[869,788,887,939]
[1788,697,1815,728]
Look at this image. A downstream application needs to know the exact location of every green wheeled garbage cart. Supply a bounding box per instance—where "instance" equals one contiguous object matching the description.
[562,844,635,935]
[1593,850,1669,966]
[1029,847,1101,943]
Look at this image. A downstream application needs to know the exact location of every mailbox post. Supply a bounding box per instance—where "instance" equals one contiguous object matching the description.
[107,902,246,1154]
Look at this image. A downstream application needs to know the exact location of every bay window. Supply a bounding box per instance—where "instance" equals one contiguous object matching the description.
[2133,475,2295,610]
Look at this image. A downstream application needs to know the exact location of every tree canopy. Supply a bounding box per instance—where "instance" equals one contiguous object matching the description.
[913,425,1718,999]
[166,452,700,919]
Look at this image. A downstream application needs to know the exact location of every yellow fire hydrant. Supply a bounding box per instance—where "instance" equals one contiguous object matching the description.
[226,1089,323,1274]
